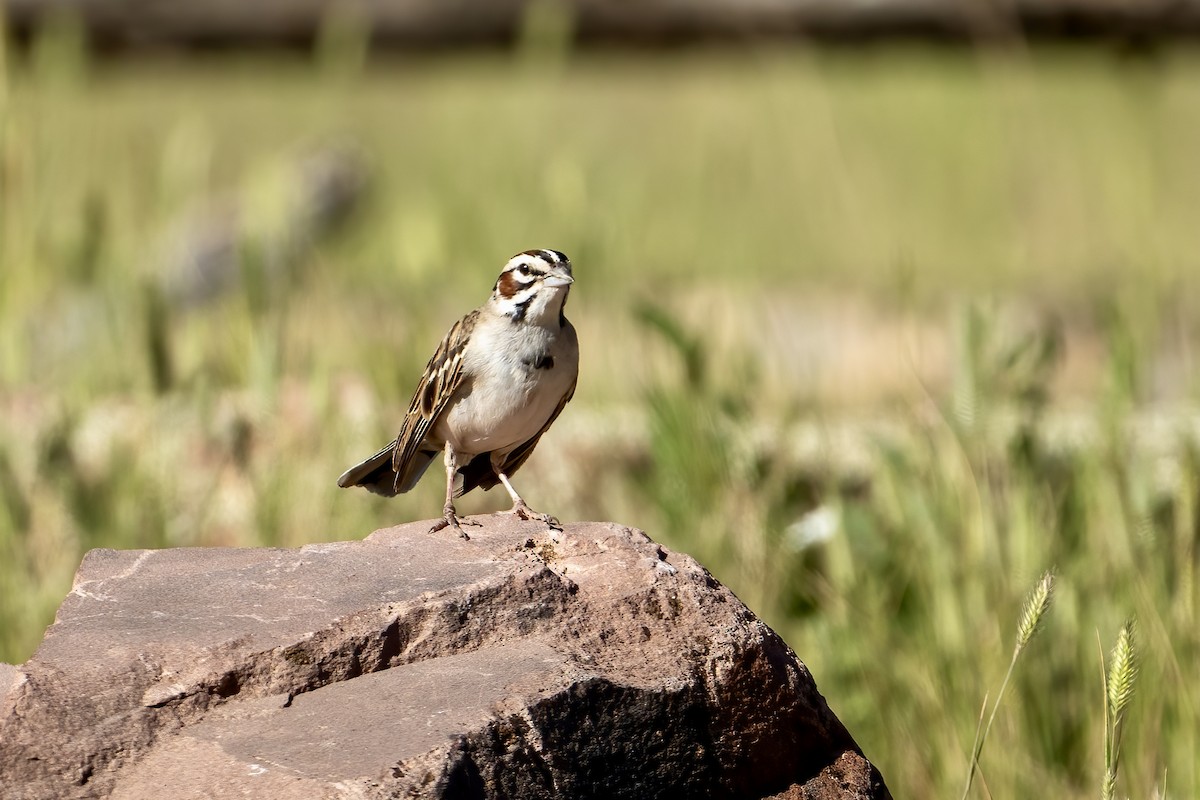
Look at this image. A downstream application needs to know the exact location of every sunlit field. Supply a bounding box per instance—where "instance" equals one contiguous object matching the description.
[1,30,1198,798]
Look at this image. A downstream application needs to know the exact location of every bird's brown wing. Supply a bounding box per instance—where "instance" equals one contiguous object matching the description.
[390,309,479,490]
[462,373,577,495]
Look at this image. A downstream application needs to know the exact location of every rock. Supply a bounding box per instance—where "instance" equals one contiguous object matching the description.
[0,518,890,800]
[1,662,20,709]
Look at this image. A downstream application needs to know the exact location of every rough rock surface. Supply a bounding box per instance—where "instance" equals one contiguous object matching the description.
[0,517,890,800]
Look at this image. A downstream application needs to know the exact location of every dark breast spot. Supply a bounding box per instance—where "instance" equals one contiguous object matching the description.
[521,353,555,370]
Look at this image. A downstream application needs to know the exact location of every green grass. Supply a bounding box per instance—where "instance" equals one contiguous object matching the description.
[1,30,1198,798]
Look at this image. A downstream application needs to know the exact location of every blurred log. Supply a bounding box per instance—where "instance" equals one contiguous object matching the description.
[4,0,1200,47]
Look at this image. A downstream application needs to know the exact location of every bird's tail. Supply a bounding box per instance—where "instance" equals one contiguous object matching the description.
[337,442,439,497]
[337,443,398,495]
[456,452,500,497]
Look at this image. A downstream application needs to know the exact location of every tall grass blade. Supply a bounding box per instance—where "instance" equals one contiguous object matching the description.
[962,571,1056,799]
[1101,618,1138,800]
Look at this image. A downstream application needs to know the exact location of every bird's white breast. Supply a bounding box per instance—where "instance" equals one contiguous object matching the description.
[434,313,578,458]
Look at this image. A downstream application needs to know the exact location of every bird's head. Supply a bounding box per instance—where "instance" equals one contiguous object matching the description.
[491,249,574,325]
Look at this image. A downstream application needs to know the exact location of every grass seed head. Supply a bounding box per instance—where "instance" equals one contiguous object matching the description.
[1107,618,1138,720]
[1015,571,1056,653]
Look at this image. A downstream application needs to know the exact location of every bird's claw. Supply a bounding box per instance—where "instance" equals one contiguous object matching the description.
[506,502,562,531]
[429,509,479,540]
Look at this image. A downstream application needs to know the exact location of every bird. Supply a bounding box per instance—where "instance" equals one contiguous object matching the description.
[337,249,579,538]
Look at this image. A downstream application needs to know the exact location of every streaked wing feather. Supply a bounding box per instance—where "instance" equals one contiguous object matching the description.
[391,310,479,483]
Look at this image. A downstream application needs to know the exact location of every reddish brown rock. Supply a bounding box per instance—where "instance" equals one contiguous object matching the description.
[0,518,889,799]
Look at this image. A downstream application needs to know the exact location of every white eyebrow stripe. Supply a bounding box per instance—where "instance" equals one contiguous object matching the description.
[504,249,568,278]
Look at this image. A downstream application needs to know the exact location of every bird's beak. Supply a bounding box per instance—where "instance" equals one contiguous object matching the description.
[543,270,574,288]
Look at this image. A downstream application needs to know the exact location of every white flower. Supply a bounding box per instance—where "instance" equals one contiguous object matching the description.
[785,505,839,552]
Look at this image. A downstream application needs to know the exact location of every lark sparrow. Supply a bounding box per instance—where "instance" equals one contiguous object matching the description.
[338,249,579,538]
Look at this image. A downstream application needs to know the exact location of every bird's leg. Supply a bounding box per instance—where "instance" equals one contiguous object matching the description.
[428,446,477,539]
[495,469,561,530]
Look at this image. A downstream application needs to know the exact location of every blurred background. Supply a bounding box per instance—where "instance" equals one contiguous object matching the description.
[1,1,1198,797]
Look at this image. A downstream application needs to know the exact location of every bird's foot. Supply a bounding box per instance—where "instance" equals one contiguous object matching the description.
[429,507,479,540]
[504,501,562,531]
